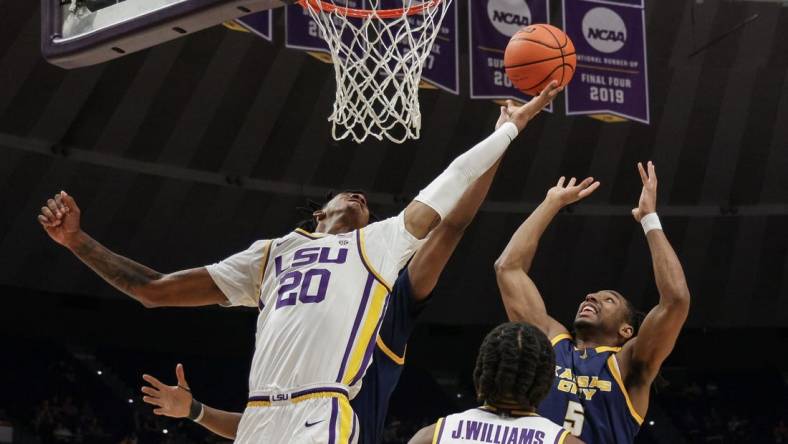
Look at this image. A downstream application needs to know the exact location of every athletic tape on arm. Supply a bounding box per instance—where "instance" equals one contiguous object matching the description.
[415,122,519,219]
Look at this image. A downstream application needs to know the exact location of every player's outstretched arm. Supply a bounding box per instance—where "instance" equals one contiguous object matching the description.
[620,162,690,408]
[495,177,600,339]
[141,364,242,440]
[406,104,516,299]
[403,82,562,240]
[37,191,226,308]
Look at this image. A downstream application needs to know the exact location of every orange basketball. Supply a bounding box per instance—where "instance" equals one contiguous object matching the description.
[504,24,576,96]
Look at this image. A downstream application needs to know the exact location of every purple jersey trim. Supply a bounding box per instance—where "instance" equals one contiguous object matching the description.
[348,293,391,387]
[336,274,375,382]
[553,430,567,444]
[435,417,446,444]
[349,413,357,443]
[328,397,339,444]
[247,387,348,403]
[257,240,273,311]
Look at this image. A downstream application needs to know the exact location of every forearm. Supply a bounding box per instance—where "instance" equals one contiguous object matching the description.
[442,159,502,229]
[64,231,163,303]
[408,160,503,299]
[646,229,690,305]
[414,123,518,222]
[197,406,242,440]
[495,197,561,272]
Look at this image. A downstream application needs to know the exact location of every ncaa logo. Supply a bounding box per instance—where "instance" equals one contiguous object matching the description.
[582,7,627,54]
[487,0,532,37]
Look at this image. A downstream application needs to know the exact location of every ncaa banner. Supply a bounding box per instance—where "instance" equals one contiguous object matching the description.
[469,0,552,108]
[235,10,273,42]
[563,0,649,123]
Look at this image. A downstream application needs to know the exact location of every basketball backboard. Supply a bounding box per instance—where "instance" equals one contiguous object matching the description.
[42,0,289,69]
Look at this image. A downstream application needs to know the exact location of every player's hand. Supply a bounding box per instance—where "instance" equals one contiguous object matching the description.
[502,81,563,133]
[141,364,192,418]
[545,176,600,207]
[632,161,658,222]
[37,191,82,247]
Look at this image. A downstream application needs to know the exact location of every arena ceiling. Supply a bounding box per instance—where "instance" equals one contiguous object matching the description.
[0,0,786,328]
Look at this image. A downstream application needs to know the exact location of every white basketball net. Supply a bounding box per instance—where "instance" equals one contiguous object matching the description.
[300,0,453,144]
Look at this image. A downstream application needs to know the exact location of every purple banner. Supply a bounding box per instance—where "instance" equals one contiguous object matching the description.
[592,0,643,6]
[376,0,459,94]
[469,0,551,108]
[563,0,649,123]
[285,1,365,54]
[418,1,459,94]
[236,10,272,42]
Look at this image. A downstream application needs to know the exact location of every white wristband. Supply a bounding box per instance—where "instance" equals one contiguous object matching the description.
[640,212,662,235]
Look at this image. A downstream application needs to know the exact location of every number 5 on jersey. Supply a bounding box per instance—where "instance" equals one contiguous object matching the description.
[564,401,584,436]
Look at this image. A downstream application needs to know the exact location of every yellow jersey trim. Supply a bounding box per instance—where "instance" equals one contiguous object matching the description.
[551,333,573,346]
[338,396,354,443]
[294,228,328,239]
[557,430,570,444]
[246,391,346,408]
[376,336,406,365]
[342,282,389,385]
[606,355,645,425]
[432,418,444,444]
[550,334,622,354]
[357,228,393,292]
[258,240,272,289]
[246,400,271,408]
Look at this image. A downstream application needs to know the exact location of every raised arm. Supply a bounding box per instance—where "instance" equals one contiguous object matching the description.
[37,192,226,308]
[141,364,241,440]
[406,104,517,299]
[620,162,690,403]
[495,177,600,339]
[403,82,562,240]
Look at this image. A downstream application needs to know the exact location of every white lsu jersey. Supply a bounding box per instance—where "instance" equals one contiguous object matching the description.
[433,408,569,444]
[206,212,423,399]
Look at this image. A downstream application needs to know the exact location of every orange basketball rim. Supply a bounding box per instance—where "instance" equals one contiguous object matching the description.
[298,0,443,19]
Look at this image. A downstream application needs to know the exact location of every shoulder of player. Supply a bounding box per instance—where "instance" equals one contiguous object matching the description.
[360,213,406,238]
[525,416,575,441]
[613,337,639,375]
[273,229,338,246]
[614,337,656,390]
[549,332,574,348]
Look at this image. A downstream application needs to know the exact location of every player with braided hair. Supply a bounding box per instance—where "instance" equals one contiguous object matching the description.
[409,323,584,444]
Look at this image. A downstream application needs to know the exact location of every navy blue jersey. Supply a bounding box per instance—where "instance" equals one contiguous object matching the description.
[350,268,428,444]
[537,334,642,444]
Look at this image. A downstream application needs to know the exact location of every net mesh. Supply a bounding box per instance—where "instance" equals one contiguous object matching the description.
[300,0,452,144]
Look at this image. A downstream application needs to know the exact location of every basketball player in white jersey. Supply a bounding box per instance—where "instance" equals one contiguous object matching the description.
[37,82,561,443]
[409,322,583,444]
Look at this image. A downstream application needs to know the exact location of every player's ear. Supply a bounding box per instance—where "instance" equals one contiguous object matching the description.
[313,210,326,222]
[619,323,634,341]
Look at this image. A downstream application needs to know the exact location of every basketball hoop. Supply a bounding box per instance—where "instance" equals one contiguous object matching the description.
[297,0,453,144]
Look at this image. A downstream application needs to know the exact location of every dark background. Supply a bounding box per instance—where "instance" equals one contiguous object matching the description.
[1,0,787,443]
